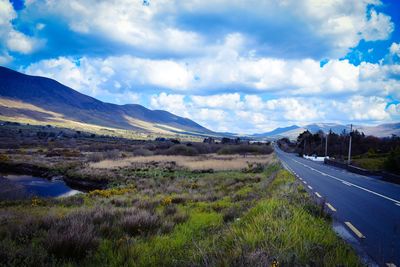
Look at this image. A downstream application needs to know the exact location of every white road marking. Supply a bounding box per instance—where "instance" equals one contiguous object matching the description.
[386,263,397,267]
[342,181,352,186]
[308,185,313,190]
[315,192,322,198]
[291,159,400,206]
[396,203,400,207]
[345,222,366,239]
[303,181,307,184]
[326,203,336,212]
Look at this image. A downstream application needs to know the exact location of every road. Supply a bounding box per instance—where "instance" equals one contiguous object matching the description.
[275,146,400,266]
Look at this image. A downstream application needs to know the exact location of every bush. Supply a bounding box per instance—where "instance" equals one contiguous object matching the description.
[44,212,98,260]
[384,146,400,174]
[163,205,177,216]
[242,162,265,173]
[0,154,10,162]
[120,209,160,235]
[87,150,121,162]
[217,144,273,155]
[132,148,154,156]
[222,206,241,222]
[87,152,104,162]
[164,144,199,156]
[190,142,221,154]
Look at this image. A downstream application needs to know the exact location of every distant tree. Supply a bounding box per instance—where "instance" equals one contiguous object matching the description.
[221,137,232,144]
[384,146,400,174]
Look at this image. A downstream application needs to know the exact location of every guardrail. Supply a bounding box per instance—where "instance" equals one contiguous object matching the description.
[324,158,400,185]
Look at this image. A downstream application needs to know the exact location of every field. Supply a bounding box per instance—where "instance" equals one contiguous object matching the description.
[0,123,361,266]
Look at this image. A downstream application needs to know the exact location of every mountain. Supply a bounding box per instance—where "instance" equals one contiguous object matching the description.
[253,122,400,139]
[251,125,300,137]
[356,123,400,137]
[0,66,214,137]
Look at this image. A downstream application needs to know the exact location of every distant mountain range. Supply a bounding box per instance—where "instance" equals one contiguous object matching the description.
[252,122,400,139]
[1,66,398,140]
[0,66,215,138]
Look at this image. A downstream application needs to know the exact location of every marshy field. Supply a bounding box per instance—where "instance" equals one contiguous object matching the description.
[0,123,361,266]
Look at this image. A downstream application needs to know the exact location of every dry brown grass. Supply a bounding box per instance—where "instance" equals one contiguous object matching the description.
[89,154,276,171]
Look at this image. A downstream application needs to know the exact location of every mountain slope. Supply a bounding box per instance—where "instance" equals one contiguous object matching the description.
[0,66,213,136]
[251,125,300,137]
[254,123,400,139]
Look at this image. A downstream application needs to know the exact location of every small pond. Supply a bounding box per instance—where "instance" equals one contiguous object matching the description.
[0,174,82,200]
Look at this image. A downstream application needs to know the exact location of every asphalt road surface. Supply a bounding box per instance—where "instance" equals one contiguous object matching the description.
[275,146,400,266]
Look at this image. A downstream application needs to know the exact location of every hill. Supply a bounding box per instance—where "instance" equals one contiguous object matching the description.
[0,66,214,139]
[253,122,400,139]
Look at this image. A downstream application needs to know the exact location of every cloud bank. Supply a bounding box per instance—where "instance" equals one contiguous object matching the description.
[2,0,400,133]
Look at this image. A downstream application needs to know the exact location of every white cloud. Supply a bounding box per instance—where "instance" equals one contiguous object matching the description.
[23,0,394,59]
[362,9,394,41]
[0,0,41,56]
[191,93,243,110]
[147,92,397,133]
[24,53,400,102]
[387,103,400,116]
[150,93,189,117]
[390,42,400,57]
[25,0,204,56]
[24,57,104,96]
[6,30,37,54]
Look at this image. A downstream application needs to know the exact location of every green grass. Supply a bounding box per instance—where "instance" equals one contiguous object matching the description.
[0,163,361,266]
[352,157,386,171]
[210,170,361,266]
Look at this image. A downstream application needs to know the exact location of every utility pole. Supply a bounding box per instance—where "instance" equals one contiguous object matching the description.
[347,124,352,165]
[325,131,328,158]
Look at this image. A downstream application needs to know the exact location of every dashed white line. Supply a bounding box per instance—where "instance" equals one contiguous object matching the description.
[326,203,336,212]
[345,221,366,239]
[303,181,307,184]
[315,192,322,198]
[291,158,400,206]
[342,181,352,186]
[386,263,397,267]
[308,185,313,190]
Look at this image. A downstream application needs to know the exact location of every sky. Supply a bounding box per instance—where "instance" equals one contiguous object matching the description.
[1,0,400,134]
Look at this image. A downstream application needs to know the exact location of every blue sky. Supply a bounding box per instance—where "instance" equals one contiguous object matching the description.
[1,0,400,133]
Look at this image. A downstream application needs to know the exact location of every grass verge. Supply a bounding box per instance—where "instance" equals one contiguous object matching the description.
[0,163,361,266]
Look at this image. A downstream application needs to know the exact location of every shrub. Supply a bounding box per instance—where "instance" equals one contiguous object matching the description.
[0,154,9,162]
[384,146,400,174]
[171,212,189,224]
[132,148,154,156]
[103,149,121,159]
[44,212,98,259]
[163,205,177,216]
[134,199,159,211]
[217,144,273,155]
[120,209,160,235]
[87,150,121,162]
[162,196,172,206]
[242,162,265,173]
[87,152,104,162]
[88,188,133,198]
[57,194,84,207]
[164,144,199,156]
[222,207,241,222]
